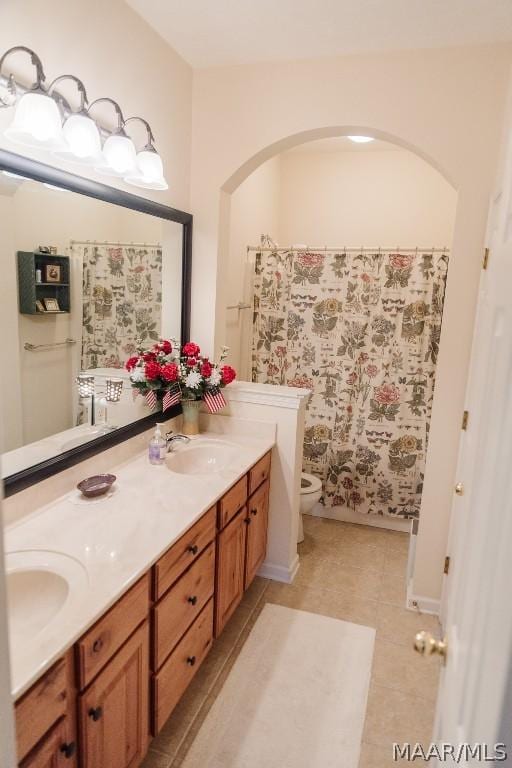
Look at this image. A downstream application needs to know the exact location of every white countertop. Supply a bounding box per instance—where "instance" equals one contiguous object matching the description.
[5,426,275,699]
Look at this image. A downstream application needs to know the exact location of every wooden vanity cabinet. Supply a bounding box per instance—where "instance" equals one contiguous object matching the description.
[245,479,270,589]
[15,451,271,766]
[78,621,149,768]
[20,718,75,768]
[15,651,76,767]
[215,508,248,636]
[215,453,271,636]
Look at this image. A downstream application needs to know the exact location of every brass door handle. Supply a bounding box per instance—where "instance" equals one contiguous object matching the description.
[455,482,464,496]
[414,631,448,663]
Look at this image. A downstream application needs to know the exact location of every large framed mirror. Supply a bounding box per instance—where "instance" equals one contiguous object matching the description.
[0,149,192,496]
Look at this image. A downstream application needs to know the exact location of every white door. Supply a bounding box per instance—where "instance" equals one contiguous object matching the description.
[434,84,512,760]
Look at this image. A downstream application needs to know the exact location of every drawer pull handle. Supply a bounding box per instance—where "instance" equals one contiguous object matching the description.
[251,508,258,516]
[88,706,103,722]
[60,742,76,759]
[92,638,103,653]
[244,517,251,525]
[187,544,198,555]
[187,655,196,666]
[187,595,198,605]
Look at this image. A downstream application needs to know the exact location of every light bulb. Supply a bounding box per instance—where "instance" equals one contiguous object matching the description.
[4,92,65,150]
[54,113,102,165]
[347,136,374,144]
[125,149,168,190]
[97,134,137,177]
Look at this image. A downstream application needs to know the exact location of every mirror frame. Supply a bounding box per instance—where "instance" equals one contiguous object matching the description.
[0,149,192,497]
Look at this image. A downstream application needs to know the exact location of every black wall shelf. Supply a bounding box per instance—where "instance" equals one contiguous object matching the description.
[17,251,71,314]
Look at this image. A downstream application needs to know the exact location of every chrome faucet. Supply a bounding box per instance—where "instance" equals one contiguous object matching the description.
[165,431,191,452]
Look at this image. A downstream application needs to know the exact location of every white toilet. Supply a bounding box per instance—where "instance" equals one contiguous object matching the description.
[298,472,323,542]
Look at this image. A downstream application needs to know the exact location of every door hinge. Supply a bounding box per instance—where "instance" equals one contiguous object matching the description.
[444,556,451,575]
[461,410,469,430]
[483,247,490,270]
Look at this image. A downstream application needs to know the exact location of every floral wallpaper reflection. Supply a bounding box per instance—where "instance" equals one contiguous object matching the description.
[252,249,448,519]
[77,244,162,370]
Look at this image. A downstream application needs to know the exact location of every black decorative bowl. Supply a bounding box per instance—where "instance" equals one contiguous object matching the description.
[77,473,116,498]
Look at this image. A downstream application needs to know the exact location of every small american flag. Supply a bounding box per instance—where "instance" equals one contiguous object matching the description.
[203,386,226,414]
[145,389,157,410]
[163,383,181,411]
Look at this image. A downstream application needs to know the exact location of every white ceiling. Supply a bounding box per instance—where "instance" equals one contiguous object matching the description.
[125,0,512,68]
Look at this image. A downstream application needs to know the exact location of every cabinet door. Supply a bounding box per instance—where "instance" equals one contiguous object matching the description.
[79,622,149,768]
[245,479,269,589]
[20,718,75,768]
[215,509,247,636]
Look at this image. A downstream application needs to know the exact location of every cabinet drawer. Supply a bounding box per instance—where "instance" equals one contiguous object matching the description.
[20,717,73,768]
[76,573,149,690]
[152,599,214,735]
[152,542,215,670]
[16,657,68,763]
[248,452,271,496]
[153,505,216,600]
[218,475,248,529]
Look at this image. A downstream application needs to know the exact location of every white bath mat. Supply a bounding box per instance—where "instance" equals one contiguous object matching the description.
[181,603,375,768]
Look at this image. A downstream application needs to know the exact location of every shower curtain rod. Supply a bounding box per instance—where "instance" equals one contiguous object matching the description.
[70,239,161,248]
[247,245,450,253]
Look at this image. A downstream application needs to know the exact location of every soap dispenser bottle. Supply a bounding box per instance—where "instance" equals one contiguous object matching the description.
[149,422,166,465]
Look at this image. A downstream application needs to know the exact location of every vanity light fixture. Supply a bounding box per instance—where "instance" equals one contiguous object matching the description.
[50,75,102,165]
[347,136,374,144]
[123,117,168,190]
[0,46,168,190]
[0,47,66,151]
[90,98,137,177]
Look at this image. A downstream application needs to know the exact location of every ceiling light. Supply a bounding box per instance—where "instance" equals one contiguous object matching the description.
[347,136,374,144]
[123,117,168,190]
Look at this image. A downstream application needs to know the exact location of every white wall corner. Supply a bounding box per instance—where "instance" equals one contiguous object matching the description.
[406,580,441,616]
[223,381,309,584]
[226,380,311,410]
[258,553,300,584]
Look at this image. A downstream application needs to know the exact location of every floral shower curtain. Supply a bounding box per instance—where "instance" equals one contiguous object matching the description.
[77,244,162,370]
[252,248,449,519]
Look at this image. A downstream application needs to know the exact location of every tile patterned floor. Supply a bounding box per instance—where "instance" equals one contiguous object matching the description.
[142,515,440,768]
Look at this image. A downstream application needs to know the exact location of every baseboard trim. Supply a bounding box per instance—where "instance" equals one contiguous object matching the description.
[258,554,300,584]
[307,504,410,532]
[406,584,441,616]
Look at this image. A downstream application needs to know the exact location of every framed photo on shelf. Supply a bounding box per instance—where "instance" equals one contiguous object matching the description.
[45,264,61,283]
[35,299,45,313]
[43,297,60,312]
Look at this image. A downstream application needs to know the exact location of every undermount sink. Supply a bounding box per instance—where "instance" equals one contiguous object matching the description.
[5,550,88,645]
[166,439,238,475]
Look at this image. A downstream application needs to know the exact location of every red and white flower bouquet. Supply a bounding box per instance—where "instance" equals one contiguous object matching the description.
[125,339,236,413]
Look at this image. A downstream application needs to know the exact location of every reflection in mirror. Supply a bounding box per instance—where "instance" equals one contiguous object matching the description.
[0,170,184,479]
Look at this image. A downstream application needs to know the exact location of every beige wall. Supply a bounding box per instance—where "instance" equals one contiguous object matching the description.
[0,0,192,212]
[278,147,457,246]
[190,45,512,602]
[227,156,280,373]
[0,195,22,453]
